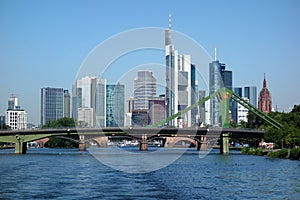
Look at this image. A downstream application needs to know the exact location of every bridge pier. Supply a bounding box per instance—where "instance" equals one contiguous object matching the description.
[197,136,207,151]
[220,133,229,154]
[140,134,148,151]
[15,141,27,154]
[78,135,86,151]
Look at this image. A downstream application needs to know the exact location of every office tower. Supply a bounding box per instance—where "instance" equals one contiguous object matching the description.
[244,86,257,107]
[64,90,70,118]
[165,15,193,127]
[133,70,156,110]
[198,90,206,124]
[6,96,27,130]
[258,74,272,113]
[72,76,106,127]
[148,97,165,125]
[106,83,125,127]
[232,87,243,124]
[40,87,64,125]
[96,78,106,128]
[209,47,232,126]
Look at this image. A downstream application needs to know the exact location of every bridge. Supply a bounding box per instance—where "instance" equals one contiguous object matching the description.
[0,88,281,154]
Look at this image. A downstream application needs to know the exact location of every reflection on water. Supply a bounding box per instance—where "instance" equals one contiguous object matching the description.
[0,148,299,199]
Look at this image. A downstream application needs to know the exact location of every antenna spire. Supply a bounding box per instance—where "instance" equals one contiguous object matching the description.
[214,45,217,61]
[168,14,172,29]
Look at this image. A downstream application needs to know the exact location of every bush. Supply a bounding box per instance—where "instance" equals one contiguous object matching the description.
[269,148,289,158]
[289,148,300,160]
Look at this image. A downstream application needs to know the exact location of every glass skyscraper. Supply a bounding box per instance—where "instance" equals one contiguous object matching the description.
[106,83,125,127]
[232,87,243,124]
[209,52,232,126]
[244,86,257,107]
[40,87,64,125]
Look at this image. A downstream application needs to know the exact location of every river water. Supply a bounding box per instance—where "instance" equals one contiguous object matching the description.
[0,147,299,199]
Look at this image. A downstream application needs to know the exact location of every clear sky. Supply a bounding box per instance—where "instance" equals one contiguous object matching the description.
[1,0,299,125]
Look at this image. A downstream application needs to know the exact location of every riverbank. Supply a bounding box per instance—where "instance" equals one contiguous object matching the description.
[242,147,300,160]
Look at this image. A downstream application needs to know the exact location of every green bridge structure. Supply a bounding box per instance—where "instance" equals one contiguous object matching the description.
[0,88,282,154]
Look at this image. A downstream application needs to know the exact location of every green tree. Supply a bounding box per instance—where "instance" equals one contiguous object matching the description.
[42,118,78,148]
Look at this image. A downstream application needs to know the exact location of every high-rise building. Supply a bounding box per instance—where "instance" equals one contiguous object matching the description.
[106,83,125,127]
[6,95,27,130]
[72,76,106,127]
[258,74,272,114]
[95,78,106,128]
[232,87,243,124]
[165,16,193,127]
[133,70,156,110]
[40,87,64,125]
[148,97,165,125]
[244,86,257,107]
[64,90,71,118]
[131,109,149,127]
[209,47,232,126]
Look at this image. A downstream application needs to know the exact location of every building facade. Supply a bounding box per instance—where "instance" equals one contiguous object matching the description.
[72,76,106,127]
[64,90,71,118]
[244,86,257,107]
[133,70,156,110]
[165,21,193,127]
[106,83,125,127]
[41,87,64,125]
[148,97,165,125]
[209,47,232,126]
[237,97,249,123]
[258,74,272,114]
[6,95,27,130]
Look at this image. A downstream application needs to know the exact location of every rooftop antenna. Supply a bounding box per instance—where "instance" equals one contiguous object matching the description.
[168,13,172,30]
[214,44,217,61]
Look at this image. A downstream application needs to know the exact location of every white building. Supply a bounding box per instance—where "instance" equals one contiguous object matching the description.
[6,95,27,130]
[72,76,106,128]
[77,108,94,127]
[237,97,249,124]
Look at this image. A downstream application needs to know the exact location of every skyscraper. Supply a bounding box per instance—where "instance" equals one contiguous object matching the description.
[258,74,272,114]
[41,87,64,125]
[72,76,106,127]
[106,83,125,127]
[148,97,165,125]
[232,87,242,124]
[133,70,156,110]
[198,90,206,124]
[64,90,70,118]
[244,86,257,107]
[209,47,232,126]
[165,15,193,127]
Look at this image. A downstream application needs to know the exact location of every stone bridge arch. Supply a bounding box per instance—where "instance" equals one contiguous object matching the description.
[92,136,109,148]
[164,137,197,148]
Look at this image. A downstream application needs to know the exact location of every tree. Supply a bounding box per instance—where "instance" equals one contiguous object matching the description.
[42,118,78,148]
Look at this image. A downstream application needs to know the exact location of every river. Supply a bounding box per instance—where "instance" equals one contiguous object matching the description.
[0,147,299,199]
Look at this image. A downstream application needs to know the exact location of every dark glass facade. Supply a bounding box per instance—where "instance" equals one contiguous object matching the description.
[106,84,125,127]
[41,87,64,125]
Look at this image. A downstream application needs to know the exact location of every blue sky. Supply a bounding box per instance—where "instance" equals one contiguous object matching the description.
[1,0,299,125]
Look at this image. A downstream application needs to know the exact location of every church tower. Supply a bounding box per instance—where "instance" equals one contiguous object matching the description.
[258,74,272,113]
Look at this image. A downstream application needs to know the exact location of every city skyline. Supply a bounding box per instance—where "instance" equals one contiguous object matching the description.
[1,0,300,125]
